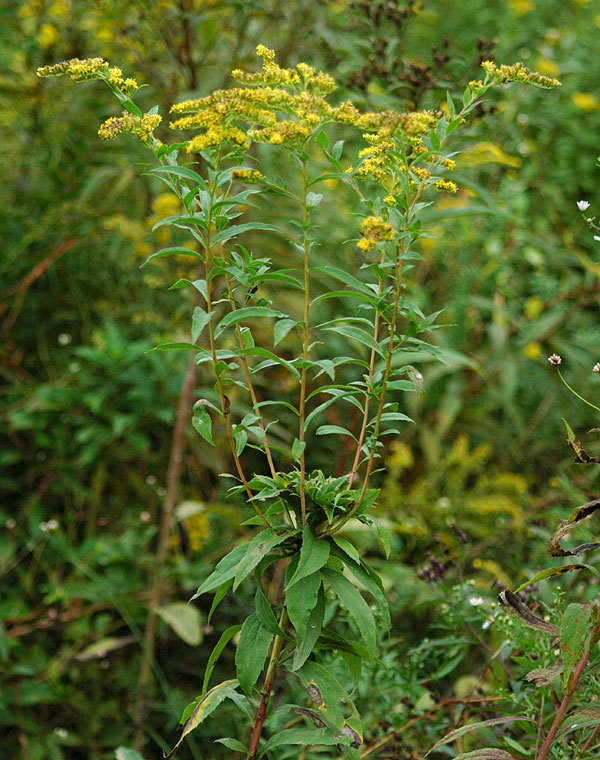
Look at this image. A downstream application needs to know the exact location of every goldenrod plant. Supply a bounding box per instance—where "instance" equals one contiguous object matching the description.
[37,48,559,759]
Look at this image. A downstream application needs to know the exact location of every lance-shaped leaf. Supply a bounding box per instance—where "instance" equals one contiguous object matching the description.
[254,585,289,640]
[216,306,288,333]
[286,568,321,638]
[295,661,356,732]
[287,526,330,589]
[557,705,600,738]
[513,564,599,593]
[233,528,293,591]
[141,246,203,267]
[164,679,239,758]
[259,728,350,757]
[191,543,249,599]
[425,716,533,757]
[550,498,600,557]
[562,418,600,463]
[211,221,279,246]
[452,751,517,760]
[201,624,241,695]
[321,568,376,660]
[235,614,272,695]
[291,584,325,671]
[498,590,559,635]
[561,603,592,687]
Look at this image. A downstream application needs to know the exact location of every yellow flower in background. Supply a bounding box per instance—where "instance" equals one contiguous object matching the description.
[460,141,522,168]
[534,57,560,77]
[523,342,543,360]
[525,297,544,318]
[37,23,59,49]
[595,13,600,27]
[151,193,181,218]
[49,0,71,15]
[509,0,534,16]
[572,92,600,110]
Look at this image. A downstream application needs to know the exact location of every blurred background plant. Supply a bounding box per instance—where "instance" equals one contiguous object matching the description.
[2,0,600,758]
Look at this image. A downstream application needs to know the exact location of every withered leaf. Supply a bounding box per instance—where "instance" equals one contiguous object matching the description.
[525,662,562,687]
[498,590,559,635]
[550,498,600,557]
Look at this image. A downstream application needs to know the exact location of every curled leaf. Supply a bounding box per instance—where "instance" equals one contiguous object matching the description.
[164,679,239,758]
[562,419,600,463]
[498,590,559,635]
[550,498,600,557]
[525,663,562,687]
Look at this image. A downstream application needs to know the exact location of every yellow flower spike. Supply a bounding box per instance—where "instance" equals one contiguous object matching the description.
[358,216,394,251]
[480,60,561,89]
[434,179,458,193]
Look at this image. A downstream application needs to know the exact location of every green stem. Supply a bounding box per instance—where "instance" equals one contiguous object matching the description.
[202,158,270,527]
[298,159,311,528]
[557,368,600,414]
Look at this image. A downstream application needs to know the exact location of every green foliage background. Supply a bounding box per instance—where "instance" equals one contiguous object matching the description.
[2,1,600,758]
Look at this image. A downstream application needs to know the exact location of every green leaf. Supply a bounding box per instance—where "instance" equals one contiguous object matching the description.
[255,585,288,639]
[291,438,306,462]
[332,140,344,160]
[243,346,302,381]
[287,526,330,589]
[313,265,373,295]
[295,661,352,731]
[165,680,239,758]
[424,717,534,757]
[452,752,517,760]
[286,568,322,638]
[216,306,287,332]
[233,528,293,591]
[323,324,382,355]
[211,222,279,246]
[207,582,232,627]
[259,727,348,756]
[321,568,376,660]
[150,165,206,186]
[513,564,599,593]
[201,624,241,695]
[292,584,325,671]
[235,614,272,694]
[274,318,297,345]
[155,602,203,646]
[316,424,357,441]
[149,342,199,352]
[560,603,592,687]
[214,738,247,752]
[192,407,214,446]
[331,548,390,632]
[192,307,213,342]
[332,536,360,565]
[192,543,249,599]
[141,246,203,268]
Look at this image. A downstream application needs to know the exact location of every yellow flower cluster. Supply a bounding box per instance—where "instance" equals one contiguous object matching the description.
[434,179,458,193]
[98,111,162,144]
[37,57,139,96]
[412,167,431,181]
[231,168,265,183]
[108,66,138,96]
[479,60,561,89]
[37,57,109,81]
[357,216,394,252]
[170,46,442,157]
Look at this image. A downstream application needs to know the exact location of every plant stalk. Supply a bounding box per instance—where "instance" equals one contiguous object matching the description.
[247,609,288,760]
[535,607,600,760]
